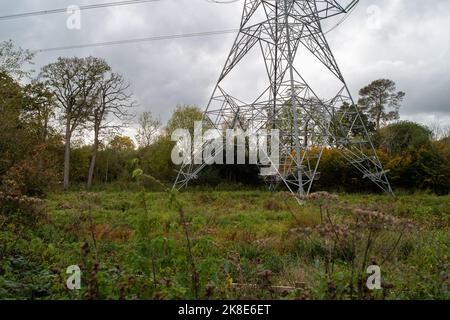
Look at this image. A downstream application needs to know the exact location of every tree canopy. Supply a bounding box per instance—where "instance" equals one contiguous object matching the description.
[358,79,405,130]
[376,121,432,154]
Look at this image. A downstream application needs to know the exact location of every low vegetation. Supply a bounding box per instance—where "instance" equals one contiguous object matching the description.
[1,40,449,301]
[1,189,448,300]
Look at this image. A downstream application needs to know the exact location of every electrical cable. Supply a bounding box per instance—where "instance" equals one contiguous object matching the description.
[33,28,239,53]
[29,0,357,54]
[0,0,161,21]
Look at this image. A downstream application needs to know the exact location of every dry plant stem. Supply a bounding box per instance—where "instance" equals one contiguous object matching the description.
[361,229,374,273]
[0,217,6,261]
[349,216,358,299]
[331,241,337,276]
[140,192,158,289]
[179,208,200,299]
[151,257,157,290]
[235,255,244,285]
[325,239,331,278]
[87,203,99,261]
[358,229,374,297]
[381,227,405,266]
[325,207,342,243]
[324,207,349,280]
[284,198,301,223]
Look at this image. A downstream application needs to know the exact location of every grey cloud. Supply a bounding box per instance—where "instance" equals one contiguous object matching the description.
[1,0,449,128]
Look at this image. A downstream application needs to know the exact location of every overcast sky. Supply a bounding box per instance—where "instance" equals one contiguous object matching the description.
[1,0,449,135]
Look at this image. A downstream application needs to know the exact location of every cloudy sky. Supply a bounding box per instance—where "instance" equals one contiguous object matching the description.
[1,0,450,134]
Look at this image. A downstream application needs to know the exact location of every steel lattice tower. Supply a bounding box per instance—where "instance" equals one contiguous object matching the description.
[174,0,393,197]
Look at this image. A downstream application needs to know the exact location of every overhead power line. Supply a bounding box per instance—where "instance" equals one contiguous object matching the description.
[32,12,357,53]
[0,0,161,21]
[204,0,242,3]
[33,29,239,53]
[0,0,240,21]
[22,0,355,54]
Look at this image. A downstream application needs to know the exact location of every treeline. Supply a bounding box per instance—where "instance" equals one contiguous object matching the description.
[315,122,450,194]
[0,41,449,195]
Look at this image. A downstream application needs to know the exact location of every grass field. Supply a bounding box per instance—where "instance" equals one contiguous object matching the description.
[1,190,449,300]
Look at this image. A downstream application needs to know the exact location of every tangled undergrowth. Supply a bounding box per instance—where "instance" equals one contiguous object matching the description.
[0,188,449,300]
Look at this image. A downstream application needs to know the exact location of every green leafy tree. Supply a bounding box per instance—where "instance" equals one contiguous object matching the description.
[109,135,136,152]
[330,102,376,144]
[166,105,206,168]
[386,146,449,194]
[276,98,324,148]
[165,105,204,137]
[0,40,34,79]
[0,73,61,193]
[23,81,56,143]
[376,121,431,154]
[136,111,162,149]
[139,136,176,182]
[358,79,405,130]
[0,72,30,174]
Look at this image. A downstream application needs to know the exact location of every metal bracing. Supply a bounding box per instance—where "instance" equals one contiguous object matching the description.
[173,0,394,197]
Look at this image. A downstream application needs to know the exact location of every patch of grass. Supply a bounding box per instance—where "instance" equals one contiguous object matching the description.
[1,190,448,299]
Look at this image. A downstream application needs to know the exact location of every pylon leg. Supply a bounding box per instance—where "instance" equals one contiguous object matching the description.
[173,0,393,197]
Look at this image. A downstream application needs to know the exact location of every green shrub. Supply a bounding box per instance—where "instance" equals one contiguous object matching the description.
[138,174,166,192]
[0,181,45,227]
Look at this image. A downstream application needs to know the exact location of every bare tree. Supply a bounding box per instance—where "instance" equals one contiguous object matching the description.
[40,57,110,189]
[87,72,134,188]
[135,111,162,149]
[429,119,450,141]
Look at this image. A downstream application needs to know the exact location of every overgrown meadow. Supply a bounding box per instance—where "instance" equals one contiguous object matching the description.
[1,21,450,303]
[1,188,448,300]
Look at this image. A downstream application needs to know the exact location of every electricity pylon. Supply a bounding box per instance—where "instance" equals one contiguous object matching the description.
[173,0,394,197]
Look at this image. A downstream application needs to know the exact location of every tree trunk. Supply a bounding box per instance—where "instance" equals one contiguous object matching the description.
[63,121,71,189]
[303,119,310,149]
[376,112,381,131]
[376,98,383,131]
[105,158,109,183]
[87,128,99,188]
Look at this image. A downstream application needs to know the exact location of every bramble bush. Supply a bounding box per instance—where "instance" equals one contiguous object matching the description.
[3,144,60,196]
